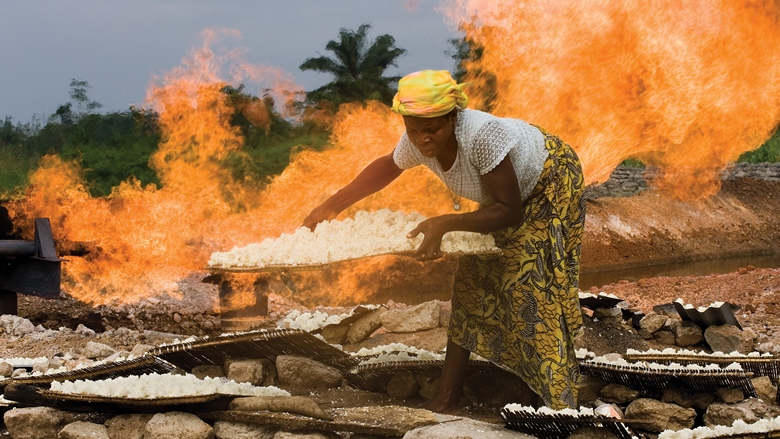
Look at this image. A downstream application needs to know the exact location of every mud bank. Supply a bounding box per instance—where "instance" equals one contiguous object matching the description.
[581,178,780,272]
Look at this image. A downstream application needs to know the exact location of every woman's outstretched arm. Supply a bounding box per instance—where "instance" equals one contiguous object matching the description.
[303,152,404,229]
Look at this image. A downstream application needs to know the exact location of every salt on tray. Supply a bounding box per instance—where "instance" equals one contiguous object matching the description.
[46,373,290,401]
[501,404,642,439]
[207,209,499,270]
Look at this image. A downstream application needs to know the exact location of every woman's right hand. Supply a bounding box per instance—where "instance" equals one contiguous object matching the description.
[302,204,339,231]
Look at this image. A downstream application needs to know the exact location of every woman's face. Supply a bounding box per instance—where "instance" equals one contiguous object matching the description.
[403,112,456,158]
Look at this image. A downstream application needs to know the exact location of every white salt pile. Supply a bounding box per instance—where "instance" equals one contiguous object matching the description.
[626,348,772,358]
[352,343,444,365]
[659,416,780,438]
[586,355,743,372]
[49,373,290,399]
[207,209,498,268]
[279,306,380,332]
[502,404,596,418]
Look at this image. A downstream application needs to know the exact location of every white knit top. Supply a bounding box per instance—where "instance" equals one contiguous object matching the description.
[392,109,549,205]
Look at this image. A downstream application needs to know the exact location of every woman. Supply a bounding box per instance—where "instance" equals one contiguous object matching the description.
[303,70,585,413]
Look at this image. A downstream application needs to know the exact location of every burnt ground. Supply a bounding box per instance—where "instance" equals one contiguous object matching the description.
[3,177,780,426]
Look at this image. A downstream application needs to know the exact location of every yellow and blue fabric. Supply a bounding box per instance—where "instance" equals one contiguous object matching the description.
[448,127,586,409]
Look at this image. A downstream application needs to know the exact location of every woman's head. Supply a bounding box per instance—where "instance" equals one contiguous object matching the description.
[391,70,468,118]
[392,70,467,157]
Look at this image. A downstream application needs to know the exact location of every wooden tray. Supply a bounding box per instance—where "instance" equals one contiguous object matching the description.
[206,249,502,273]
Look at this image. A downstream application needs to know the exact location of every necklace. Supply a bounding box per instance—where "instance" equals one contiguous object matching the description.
[435,149,463,211]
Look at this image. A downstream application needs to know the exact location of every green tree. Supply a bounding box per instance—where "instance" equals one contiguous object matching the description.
[49,79,103,126]
[58,108,161,196]
[739,127,780,163]
[299,23,407,106]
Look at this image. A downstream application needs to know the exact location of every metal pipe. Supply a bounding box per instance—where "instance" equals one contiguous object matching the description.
[0,241,35,257]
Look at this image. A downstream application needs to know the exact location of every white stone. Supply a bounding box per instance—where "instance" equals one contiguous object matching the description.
[213,421,276,439]
[58,421,110,439]
[143,412,214,439]
[382,301,441,333]
[3,406,65,439]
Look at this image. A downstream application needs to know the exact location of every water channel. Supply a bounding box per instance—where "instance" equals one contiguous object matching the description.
[579,252,780,290]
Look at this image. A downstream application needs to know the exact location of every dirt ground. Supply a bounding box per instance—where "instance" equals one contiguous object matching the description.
[2,177,780,427]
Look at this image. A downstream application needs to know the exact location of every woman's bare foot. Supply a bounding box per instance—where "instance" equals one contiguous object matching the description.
[418,396,460,414]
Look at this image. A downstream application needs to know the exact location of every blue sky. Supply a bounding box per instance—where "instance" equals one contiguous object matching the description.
[0,0,459,122]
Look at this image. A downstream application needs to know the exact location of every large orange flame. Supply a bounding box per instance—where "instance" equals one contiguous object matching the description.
[440,0,780,199]
[6,29,459,307]
[8,0,780,307]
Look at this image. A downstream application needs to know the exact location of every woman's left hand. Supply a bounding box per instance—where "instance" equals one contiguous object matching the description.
[406,216,453,261]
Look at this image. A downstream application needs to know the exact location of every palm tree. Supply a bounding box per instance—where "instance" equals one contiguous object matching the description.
[300,24,407,106]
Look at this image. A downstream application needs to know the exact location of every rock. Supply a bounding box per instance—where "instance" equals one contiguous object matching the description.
[32,360,49,374]
[593,307,623,320]
[703,402,757,427]
[75,324,96,336]
[653,330,675,345]
[83,341,117,359]
[735,397,780,419]
[751,376,778,403]
[273,431,339,438]
[213,421,276,439]
[599,383,640,405]
[716,388,744,404]
[0,315,36,336]
[386,370,420,399]
[624,398,696,433]
[105,414,154,439]
[225,359,271,386]
[346,309,386,344]
[756,340,780,354]
[143,412,214,439]
[704,324,754,354]
[3,407,65,439]
[577,375,607,403]
[129,343,155,357]
[404,417,531,438]
[192,364,226,380]
[0,361,13,377]
[638,312,667,334]
[438,307,451,328]
[673,321,704,346]
[230,396,331,420]
[381,301,441,333]
[276,355,342,389]
[416,369,441,400]
[567,426,619,438]
[320,322,351,345]
[691,393,717,411]
[58,421,110,439]
[661,385,696,408]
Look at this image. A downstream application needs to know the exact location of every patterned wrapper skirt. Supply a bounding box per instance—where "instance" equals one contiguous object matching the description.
[449,126,586,409]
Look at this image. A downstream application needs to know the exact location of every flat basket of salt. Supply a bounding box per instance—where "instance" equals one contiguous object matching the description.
[344,358,502,391]
[206,210,502,273]
[501,405,645,439]
[580,357,757,398]
[0,356,177,392]
[149,328,353,373]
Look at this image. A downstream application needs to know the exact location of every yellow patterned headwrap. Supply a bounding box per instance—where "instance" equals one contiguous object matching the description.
[391,70,468,118]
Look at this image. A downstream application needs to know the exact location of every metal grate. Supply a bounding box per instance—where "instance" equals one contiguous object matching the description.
[344,359,502,389]
[581,359,757,398]
[501,406,645,439]
[149,328,354,373]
